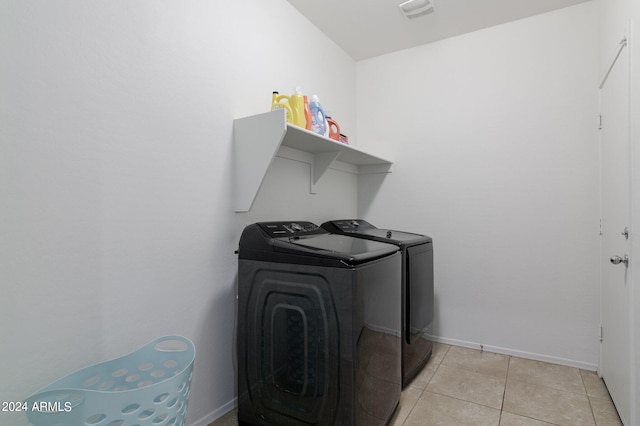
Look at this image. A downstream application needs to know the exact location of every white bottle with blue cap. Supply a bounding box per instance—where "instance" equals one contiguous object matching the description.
[309,94,328,136]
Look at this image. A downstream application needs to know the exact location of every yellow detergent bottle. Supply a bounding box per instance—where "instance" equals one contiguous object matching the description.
[271,91,293,123]
[290,87,307,128]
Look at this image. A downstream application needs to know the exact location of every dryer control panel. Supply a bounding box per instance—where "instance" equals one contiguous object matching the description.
[325,219,375,232]
[258,221,324,237]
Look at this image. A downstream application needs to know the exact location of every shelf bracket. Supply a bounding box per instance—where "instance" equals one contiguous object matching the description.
[311,151,340,194]
[233,110,287,212]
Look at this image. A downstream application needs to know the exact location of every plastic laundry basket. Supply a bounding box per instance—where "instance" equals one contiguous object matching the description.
[25,335,195,426]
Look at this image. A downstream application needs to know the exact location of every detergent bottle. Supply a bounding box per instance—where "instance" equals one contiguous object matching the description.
[290,87,307,128]
[325,111,341,141]
[271,91,293,123]
[309,95,327,136]
[303,96,312,130]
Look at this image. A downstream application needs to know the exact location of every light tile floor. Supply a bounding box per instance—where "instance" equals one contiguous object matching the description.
[210,343,623,426]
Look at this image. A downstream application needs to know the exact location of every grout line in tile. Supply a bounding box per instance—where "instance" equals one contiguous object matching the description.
[587,394,625,425]
[439,346,512,381]
[397,387,425,426]
[424,357,442,387]
[586,396,598,426]
[420,389,503,414]
[501,410,562,425]
[500,355,512,412]
[426,380,508,412]
[437,343,452,364]
[398,348,448,425]
[438,362,510,382]
[505,377,594,398]
[581,369,600,426]
[506,358,591,397]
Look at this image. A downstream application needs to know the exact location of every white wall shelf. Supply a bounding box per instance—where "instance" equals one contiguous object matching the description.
[234,109,393,212]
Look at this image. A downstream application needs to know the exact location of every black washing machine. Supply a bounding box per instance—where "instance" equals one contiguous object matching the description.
[237,221,402,426]
[321,219,433,388]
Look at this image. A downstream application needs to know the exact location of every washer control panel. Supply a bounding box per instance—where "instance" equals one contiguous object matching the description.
[258,221,324,237]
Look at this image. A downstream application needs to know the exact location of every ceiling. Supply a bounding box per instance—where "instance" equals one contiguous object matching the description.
[286,0,591,60]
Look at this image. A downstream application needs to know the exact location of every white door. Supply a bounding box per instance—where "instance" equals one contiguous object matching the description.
[599,35,631,425]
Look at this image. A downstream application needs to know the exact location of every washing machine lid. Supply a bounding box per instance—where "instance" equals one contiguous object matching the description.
[322,219,432,245]
[277,233,398,263]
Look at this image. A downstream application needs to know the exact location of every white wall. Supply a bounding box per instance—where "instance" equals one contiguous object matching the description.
[357,3,601,368]
[0,1,357,425]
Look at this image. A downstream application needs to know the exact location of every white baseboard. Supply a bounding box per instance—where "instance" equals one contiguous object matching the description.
[189,397,236,426]
[429,335,598,372]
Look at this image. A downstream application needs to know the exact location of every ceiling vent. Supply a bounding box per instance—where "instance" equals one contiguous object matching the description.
[398,0,435,19]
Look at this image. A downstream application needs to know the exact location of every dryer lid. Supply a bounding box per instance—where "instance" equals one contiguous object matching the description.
[323,219,431,245]
[356,228,429,243]
[278,233,398,263]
